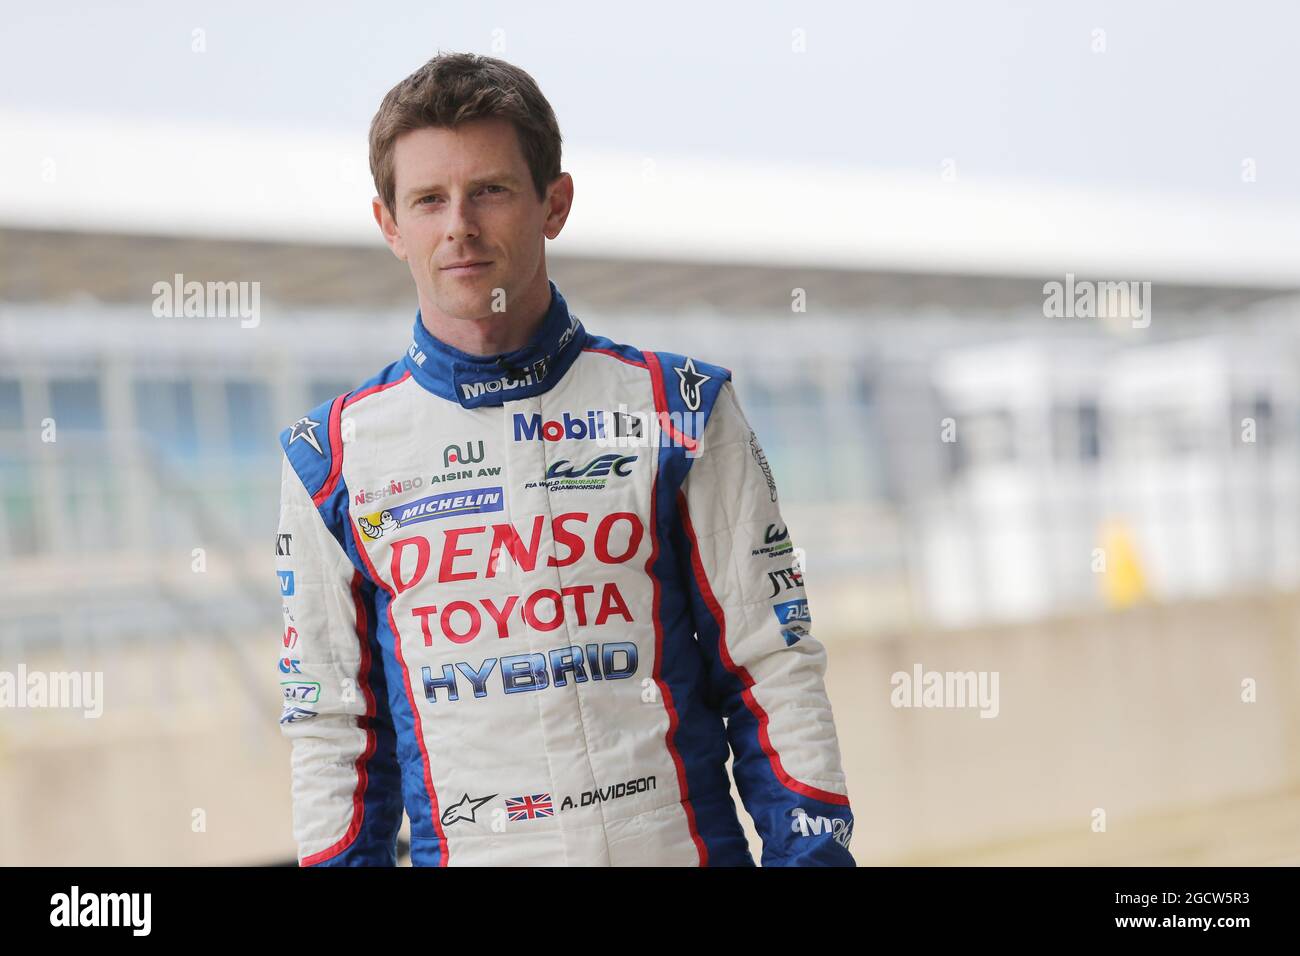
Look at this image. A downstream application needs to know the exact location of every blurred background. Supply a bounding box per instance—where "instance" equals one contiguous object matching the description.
[3,1,1300,865]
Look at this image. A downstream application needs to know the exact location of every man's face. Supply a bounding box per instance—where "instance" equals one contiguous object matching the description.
[375,117,567,320]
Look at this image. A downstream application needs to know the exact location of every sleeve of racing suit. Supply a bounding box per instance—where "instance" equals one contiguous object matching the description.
[276,453,403,866]
[676,380,855,866]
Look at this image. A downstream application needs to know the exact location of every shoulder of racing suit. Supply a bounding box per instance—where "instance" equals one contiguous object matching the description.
[277,359,412,567]
[579,333,736,486]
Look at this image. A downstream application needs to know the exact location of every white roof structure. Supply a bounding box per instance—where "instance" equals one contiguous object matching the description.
[4,109,1299,289]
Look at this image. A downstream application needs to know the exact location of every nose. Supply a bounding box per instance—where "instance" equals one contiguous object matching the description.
[444,194,479,243]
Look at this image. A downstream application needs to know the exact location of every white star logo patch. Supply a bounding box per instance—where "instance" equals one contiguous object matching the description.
[674,357,710,411]
[288,416,324,456]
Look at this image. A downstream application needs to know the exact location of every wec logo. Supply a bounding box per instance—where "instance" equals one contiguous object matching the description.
[547,454,637,480]
[530,454,640,491]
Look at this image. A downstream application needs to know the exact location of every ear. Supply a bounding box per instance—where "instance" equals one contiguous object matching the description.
[542,172,574,241]
[373,196,407,261]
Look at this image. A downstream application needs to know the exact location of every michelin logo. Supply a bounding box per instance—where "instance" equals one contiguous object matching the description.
[357,487,505,540]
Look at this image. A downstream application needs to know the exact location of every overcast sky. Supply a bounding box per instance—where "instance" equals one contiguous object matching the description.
[3,0,1297,208]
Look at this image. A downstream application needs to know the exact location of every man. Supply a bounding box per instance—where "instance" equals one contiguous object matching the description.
[274,52,854,866]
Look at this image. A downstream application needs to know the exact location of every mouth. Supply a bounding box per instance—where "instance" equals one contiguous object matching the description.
[440,261,493,276]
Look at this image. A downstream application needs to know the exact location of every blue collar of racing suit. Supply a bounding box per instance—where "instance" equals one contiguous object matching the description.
[403,279,588,409]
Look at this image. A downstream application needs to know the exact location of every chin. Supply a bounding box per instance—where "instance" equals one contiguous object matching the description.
[434,286,492,320]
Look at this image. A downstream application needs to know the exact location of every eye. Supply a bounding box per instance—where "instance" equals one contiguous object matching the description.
[481,185,507,195]
[417,194,442,205]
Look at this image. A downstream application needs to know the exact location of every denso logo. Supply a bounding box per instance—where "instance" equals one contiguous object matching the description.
[513,409,615,442]
[461,359,548,400]
[389,511,644,595]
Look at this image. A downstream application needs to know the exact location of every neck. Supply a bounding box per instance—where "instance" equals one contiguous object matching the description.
[417,272,553,356]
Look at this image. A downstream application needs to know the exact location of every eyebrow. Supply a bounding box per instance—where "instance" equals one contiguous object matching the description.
[403,174,522,202]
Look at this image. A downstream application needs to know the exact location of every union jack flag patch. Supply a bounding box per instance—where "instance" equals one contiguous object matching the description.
[506,793,554,821]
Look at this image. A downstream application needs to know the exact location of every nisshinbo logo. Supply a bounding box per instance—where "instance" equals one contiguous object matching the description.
[354,476,424,506]
[461,359,549,400]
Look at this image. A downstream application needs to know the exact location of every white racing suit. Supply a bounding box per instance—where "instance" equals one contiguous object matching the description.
[274,280,854,865]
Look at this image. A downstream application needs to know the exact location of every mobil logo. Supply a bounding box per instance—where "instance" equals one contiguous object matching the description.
[513,409,610,443]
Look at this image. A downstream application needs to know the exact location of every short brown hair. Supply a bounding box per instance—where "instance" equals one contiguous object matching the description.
[369,52,563,214]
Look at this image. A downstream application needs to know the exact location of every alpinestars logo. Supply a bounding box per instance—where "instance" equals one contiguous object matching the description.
[288,416,324,455]
[674,357,710,411]
[441,792,497,826]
